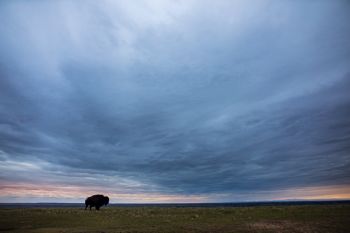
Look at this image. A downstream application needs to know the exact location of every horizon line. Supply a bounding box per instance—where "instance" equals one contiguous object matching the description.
[1,199,350,205]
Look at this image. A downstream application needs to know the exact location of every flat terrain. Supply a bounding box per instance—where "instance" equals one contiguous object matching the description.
[0,204,349,233]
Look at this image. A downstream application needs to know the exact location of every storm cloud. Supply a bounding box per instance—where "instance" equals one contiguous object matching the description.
[0,0,350,202]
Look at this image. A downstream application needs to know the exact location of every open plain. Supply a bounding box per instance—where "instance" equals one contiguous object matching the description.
[0,204,349,233]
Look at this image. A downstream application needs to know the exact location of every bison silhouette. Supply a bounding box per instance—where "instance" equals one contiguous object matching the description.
[85,194,109,210]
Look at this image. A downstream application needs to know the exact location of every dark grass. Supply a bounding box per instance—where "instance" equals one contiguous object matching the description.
[0,203,349,233]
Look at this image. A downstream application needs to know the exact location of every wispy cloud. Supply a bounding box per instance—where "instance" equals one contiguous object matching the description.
[0,0,350,202]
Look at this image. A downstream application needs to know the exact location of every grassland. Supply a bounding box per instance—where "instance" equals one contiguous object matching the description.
[0,204,349,233]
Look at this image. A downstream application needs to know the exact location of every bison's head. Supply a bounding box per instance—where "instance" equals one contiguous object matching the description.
[104,196,109,206]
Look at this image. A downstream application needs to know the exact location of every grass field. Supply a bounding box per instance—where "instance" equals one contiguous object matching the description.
[0,204,349,233]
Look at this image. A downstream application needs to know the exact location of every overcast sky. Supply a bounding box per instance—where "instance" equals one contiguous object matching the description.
[1,0,350,203]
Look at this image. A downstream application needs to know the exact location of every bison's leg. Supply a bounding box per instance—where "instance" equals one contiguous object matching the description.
[85,204,88,210]
[89,205,92,211]
[96,205,100,210]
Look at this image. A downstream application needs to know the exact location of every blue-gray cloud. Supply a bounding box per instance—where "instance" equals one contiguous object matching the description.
[0,0,350,201]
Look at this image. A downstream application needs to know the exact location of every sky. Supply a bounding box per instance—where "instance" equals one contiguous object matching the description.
[0,0,350,203]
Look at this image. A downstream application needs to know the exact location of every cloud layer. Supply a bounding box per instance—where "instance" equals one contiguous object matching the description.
[0,0,350,202]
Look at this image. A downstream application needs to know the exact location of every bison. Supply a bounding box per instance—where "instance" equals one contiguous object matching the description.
[85,194,109,210]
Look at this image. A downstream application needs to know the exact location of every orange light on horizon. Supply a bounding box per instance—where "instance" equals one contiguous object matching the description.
[1,181,349,203]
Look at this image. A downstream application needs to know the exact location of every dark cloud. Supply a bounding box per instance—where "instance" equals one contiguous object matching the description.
[0,0,350,201]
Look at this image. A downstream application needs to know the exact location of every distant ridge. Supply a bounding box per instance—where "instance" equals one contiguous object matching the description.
[1,200,350,208]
